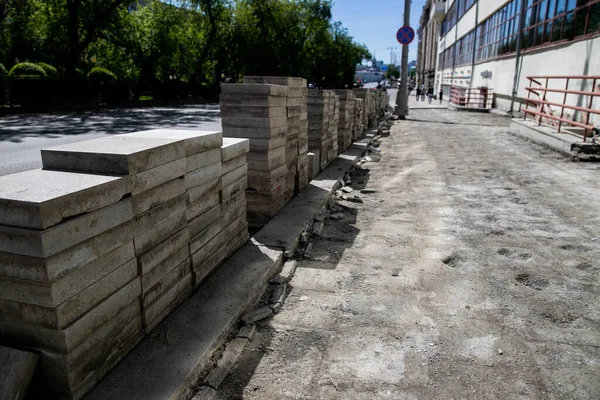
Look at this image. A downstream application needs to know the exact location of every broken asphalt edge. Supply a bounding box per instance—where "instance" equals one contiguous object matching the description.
[84,130,378,400]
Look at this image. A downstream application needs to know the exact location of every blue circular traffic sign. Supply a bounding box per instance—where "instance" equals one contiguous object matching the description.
[397,26,415,45]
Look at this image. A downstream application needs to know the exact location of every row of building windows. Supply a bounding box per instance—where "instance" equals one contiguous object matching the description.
[439,0,600,69]
[442,0,477,35]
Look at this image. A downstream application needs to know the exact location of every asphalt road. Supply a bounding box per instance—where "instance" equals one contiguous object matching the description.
[0,106,221,176]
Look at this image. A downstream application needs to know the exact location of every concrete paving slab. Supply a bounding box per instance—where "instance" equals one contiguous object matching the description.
[221,164,248,188]
[222,138,250,162]
[247,136,285,151]
[85,244,283,400]
[221,117,287,130]
[0,241,134,312]
[187,148,222,173]
[0,199,133,259]
[220,125,287,140]
[0,278,141,353]
[41,136,185,175]
[243,76,306,87]
[141,245,189,295]
[0,345,38,400]
[219,95,286,107]
[0,170,129,230]
[188,178,221,204]
[220,105,287,119]
[221,156,246,176]
[125,129,222,157]
[131,178,185,216]
[189,204,221,237]
[221,83,288,97]
[139,228,190,275]
[0,222,134,283]
[184,161,222,190]
[508,119,579,156]
[131,158,186,195]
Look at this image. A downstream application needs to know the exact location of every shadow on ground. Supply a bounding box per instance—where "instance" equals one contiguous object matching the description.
[0,106,221,143]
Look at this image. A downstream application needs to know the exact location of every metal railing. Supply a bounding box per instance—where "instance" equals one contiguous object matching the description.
[523,75,600,142]
[450,86,493,109]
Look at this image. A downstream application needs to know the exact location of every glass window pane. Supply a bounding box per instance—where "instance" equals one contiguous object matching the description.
[588,3,600,34]
[566,0,577,12]
[575,9,587,36]
[553,15,564,39]
[544,22,552,41]
[556,0,566,13]
[548,0,557,18]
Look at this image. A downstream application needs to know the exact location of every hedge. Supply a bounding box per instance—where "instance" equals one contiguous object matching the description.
[9,62,47,78]
[0,63,7,79]
[88,67,117,86]
[37,62,57,77]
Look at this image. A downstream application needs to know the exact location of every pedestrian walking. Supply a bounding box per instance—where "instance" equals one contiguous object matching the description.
[421,85,426,101]
[416,87,421,101]
[439,89,443,104]
[427,87,434,104]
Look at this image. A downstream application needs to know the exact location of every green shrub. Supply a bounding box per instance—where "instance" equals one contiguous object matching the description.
[88,67,117,86]
[9,62,46,78]
[37,62,57,77]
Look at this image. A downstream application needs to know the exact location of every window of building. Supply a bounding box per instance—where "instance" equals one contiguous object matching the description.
[457,29,476,66]
[523,0,600,49]
[476,0,522,62]
[441,0,477,35]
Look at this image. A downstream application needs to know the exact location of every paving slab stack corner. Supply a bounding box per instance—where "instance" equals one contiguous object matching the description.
[333,89,356,153]
[220,83,289,229]
[329,93,340,161]
[243,76,310,202]
[0,167,139,399]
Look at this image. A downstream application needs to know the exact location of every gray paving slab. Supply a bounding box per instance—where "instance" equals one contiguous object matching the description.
[85,243,283,400]
[222,138,250,162]
[125,129,222,157]
[220,105,287,119]
[221,84,288,97]
[0,170,129,230]
[131,158,186,195]
[219,95,286,107]
[41,136,185,175]
[187,148,222,173]
[0,199,133,258]
[0,221,133,283]
[243,76,306,87]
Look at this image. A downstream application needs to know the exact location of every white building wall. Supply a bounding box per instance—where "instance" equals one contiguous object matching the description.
[456,5,477,38]
[470,37,600,123]
[478,0,510,22]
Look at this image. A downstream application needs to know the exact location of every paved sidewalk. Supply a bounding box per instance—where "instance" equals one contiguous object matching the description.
[216,109,600,399]
[408,94,448,109]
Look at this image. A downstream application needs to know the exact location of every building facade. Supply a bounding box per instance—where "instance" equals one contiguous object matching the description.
[436,0,600,114]
[417,0,447,91]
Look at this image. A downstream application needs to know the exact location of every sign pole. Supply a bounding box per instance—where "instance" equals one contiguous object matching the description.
[394,0,411,119]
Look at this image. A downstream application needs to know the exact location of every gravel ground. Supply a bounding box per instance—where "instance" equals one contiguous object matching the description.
[216,109,600,399]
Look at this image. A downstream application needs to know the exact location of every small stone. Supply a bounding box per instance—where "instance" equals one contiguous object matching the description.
[334,190,343,198]
[342,186,354,193]
[270,283,287,305]
[314,214,325,222]
[242,307,273,325]
[360,189,377,194]
[270,302,282,313]
[331,213,345,220]
[237,325,256,340]
[191,386,217,400]
[345,196,363,204]
[498,349,503,355]
[313,221,325,235]
[429,343,434,346]
[299,295,308,301]
[304,243,314,258]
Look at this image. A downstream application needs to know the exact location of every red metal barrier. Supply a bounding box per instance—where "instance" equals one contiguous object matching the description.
[450,86,493,109]
[523,75,600,141]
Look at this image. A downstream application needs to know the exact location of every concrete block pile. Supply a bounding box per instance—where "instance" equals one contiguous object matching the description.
[219,138,250,264]
[307,90,329,172]
[0,168,140,399]
[333,90,356,153]
[0,128,251,399]
[243,76,309,202]
[42,134,195,333]
[354,98,365,139]
[328,94,340,163]
[220,83,288,228]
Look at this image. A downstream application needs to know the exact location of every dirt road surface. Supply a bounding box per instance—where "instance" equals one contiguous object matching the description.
[217,110,600,399]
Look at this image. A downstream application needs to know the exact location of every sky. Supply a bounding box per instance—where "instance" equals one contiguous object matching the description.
[331,0,427,65]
